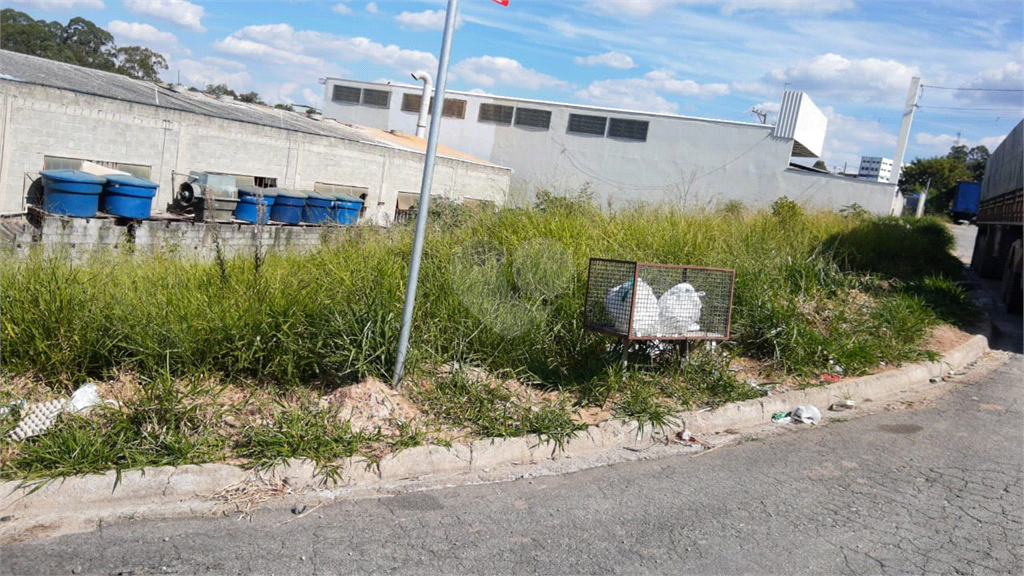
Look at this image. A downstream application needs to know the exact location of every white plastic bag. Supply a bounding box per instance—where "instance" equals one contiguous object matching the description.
[792,405,821,425]
[605,278,659,336]
[658,282,704,335]
[65,382,102,414]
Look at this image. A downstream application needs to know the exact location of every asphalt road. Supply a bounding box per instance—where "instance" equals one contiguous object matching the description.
[3,221,1020,576]
[3,349,1021,576]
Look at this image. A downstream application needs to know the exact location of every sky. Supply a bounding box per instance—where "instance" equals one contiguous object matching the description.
[8,0,1023,173]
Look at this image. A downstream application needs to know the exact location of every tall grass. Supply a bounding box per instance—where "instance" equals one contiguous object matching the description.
[0,199,968,392]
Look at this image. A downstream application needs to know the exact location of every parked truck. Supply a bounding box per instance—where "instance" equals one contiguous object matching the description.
[949,181,981,224]
[971,119,1023,313]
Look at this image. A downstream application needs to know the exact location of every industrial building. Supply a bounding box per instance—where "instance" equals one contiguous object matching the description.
[0,50,511,229]
[321,76,901,215]
[858,156,894,182]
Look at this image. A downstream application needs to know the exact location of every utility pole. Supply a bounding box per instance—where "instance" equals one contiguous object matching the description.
[890,76,921,186]
[916,178,930,218]
[751,108,767,124]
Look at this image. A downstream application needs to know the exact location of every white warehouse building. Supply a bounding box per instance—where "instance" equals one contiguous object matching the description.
[321,77,900,215]
[0,51,511,227]
[858,156,894,182]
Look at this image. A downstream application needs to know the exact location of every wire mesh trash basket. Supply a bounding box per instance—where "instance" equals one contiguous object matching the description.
[584,258,735,341]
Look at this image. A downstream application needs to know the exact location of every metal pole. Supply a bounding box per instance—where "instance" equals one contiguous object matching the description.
[890,76,921,186]
[393,0,460,386]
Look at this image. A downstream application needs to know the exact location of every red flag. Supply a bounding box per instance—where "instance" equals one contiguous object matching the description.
[492,0,509,5]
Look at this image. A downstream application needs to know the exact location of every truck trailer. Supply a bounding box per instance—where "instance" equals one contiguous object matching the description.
[971,119,1023,313]
[950,181,981,224]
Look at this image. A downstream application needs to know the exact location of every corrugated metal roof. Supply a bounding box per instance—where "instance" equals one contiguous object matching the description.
[0,50,500,167]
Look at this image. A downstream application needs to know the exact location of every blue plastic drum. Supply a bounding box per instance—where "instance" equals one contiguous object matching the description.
[40,170,106,217]
[302,193,334,224]
[270,190,308,224]
[331,194,364,226]
[102,174,159,219]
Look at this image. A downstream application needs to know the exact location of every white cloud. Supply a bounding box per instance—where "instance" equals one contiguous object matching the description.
[804,106,897,172]
[954,61,1024,107]
[212,24,437,77]
[365,2,379,14]
[395,10,461,31]
[453,56,570,90]
[123,0,205,33]
[575,70,729,112]
[588,0,853,18]
[914,132,1008,155]
[107,21,188,56]
[718,0,854,16]
[767,53,920,104]
[172,57,251,90]
[574,51,635,69]
[4,0,104,10]
[301,88,321,109]
[979,134,1007,150]
[331,3,352,15]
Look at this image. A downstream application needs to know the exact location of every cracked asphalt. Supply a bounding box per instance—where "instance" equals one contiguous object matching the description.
[2,350,1020,576]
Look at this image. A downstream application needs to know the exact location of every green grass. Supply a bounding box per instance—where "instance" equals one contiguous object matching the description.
[408,370,583,448]
[0,197,970,478]
[1,376,228,480]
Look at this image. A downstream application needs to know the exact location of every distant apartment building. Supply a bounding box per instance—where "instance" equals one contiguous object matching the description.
[321,77,900,215]
[858,156,894,182]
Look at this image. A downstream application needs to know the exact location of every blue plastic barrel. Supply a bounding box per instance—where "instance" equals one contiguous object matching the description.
[331,194,364,225]
[237,185,278,201]
[40,170,106,217]
[270,190,307,224]
[101,174,159,219]
[234,195,275,224]
[302,193,334,224]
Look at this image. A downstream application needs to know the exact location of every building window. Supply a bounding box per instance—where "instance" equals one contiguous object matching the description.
[43,156,152,179]
[362,88,390,108]
[514,107,551,130]
[607,118,649,141]
[399,94,466,118]
[441,98,466,119]
[567,113,607,136]
[332,85,361,104]
[395,191,419,224]
[401,93,422,113]
[478,103,514,125]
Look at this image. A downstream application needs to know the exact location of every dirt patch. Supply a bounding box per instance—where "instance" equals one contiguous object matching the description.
[320,377,425,436]
[925,324,974,354]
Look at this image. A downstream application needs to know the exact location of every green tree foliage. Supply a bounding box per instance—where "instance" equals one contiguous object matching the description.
[114,46,167,82]
[0,9,166,81]
[898,144,988,214]
[812,160,828,171]
[203,83,238,98]
[237,91,265,104]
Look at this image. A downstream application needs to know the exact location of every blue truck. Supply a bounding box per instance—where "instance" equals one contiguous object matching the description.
[949,181,981,224]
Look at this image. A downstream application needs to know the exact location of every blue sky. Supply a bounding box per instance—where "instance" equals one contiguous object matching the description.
[9,0,1023,172]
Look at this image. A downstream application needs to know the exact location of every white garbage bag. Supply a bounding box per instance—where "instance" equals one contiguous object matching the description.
[606,278,659,336]
[792,405,822,425]
[66,382,102,414]
[658,282,704,335]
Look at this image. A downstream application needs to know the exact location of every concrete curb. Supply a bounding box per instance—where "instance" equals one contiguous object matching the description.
[0,335,990,538]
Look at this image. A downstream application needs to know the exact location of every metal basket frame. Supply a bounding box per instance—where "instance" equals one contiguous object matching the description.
[584,258,736,341]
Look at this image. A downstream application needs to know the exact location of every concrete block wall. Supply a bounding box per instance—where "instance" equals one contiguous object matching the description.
[0,83,512,223]
[6,214,345,262]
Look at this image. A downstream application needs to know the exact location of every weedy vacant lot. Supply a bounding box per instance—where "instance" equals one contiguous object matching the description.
[0,196,975,479]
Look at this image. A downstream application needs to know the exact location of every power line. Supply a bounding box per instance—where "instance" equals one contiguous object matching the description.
[917,105,1024,112]
[921,84,1024,93]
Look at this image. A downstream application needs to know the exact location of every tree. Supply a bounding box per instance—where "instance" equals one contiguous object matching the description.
[237,91,265,104]
[0,9,74,62]
[1,9,167,83]
[966,145,990,181]
[61,16,117,71]
[812,160,828,171]
[898,146,977,214]
[273,103,295,112]
[203,83,238,98]
[114,46,167,82]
